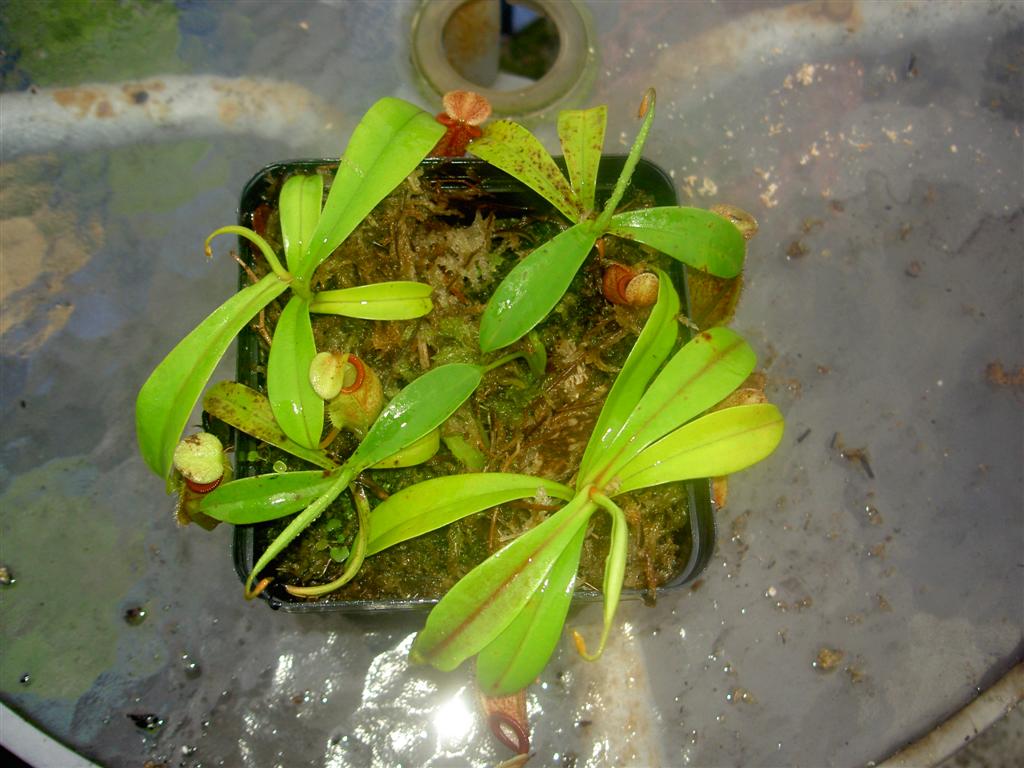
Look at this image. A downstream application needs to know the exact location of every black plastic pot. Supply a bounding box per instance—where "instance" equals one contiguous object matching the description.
[226,156,717,612]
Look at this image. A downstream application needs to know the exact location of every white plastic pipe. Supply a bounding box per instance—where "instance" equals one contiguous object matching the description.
[1,75,344,158]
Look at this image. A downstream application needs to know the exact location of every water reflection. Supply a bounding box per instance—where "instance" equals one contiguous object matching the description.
[434,687,475,748]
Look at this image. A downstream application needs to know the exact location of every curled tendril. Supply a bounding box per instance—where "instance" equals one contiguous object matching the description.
[245,577,273,600]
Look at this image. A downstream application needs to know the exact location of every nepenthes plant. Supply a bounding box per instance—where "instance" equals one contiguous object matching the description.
[190,347,543,597]
[361,273,785,695]
[135,97,445,484]
[467,88,753,352]
[136,81,783,759]
[194,360,485,597]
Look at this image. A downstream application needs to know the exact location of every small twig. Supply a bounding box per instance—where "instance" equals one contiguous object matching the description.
[230,249,274,346]
[357,475,391,501]
[831,432,875,478]
[488,508,500,552]
[416,331,431,371]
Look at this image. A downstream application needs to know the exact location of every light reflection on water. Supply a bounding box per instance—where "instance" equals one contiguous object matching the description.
[272,652,294,690]
[344,632,493,766]
[434,687,476,749]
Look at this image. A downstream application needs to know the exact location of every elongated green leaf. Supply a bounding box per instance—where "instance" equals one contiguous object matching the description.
[243,364,482,593]
[279,174,324,273]
[299,98,445,280]
[207,225,290,279]
[469,120,582,222]
[310,281,433,320]
[369,429,439,469]
[479,223,598,352]
[476,526,585,696]
[578,269,679,484]
[523,330,547,378]
[284,484,371,597]
[574,493,627,661]
[608,207,746,278]
[410,492,596,672]
[600,497,628,646]
[588,327,755,488]
[267,296,323,449]
[203,381,335,469]
[614,404,785,494]
[367,474,574,556]
[443,435,486,471]
[245,468,353,593]
[349,364,483,471]
[136,273,288,480]
[558,105,606,214]
[595,88,656,230]
[200,470,338,524]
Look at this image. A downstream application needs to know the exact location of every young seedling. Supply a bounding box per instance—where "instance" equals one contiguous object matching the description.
[196,346,546,599]
[198,362,484,597]
[207,177,435,452]
[136,97,446,486]
[467,87,751,352]
[358,274,783,695]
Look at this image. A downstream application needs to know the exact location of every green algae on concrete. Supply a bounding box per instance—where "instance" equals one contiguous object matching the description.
[0,457,147,699]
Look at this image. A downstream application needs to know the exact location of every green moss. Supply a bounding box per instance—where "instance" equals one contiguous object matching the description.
[1,0,184,88]
[0,458,155,698]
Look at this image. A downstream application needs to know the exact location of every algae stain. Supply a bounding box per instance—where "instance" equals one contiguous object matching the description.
[0,457,146,699]
[0,0,184,89]
[0,155,102,356]
[106,140,230,217]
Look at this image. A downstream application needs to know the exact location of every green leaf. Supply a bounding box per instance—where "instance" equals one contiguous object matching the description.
[366,474,574,556]
[476,526,585,696]
[243,363,482,593]
[595,88,656,230]
[613,404,785,494]
[202,381,335,469]
[200,470,338,524]
[244,468,353,595]
[588,327,756,488]
[310,281,433,320]
[299,98,445,280]
[479,223,598,352]
[285,484,371,597]
[557,105,606,214]
[468,120,582,222]
[267,296,324,449]
[523,330,547,378]
[279,174,324,273]
[578,269,679,485]
[205,225,290,281]
[442,435,487,471]
[369,429,440,469]
[574,493,627,661]
[136,273,288,480]
[348,364,483,471]
[608,207,746,278]
[409,492,596,672]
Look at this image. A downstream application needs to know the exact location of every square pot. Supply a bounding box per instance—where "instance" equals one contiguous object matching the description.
[222,156,717,612]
